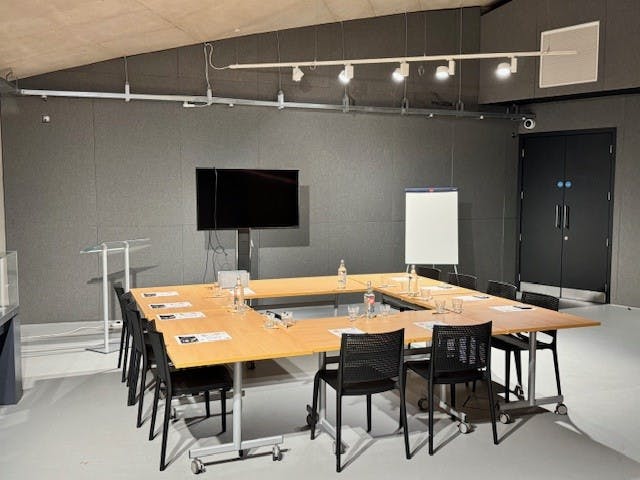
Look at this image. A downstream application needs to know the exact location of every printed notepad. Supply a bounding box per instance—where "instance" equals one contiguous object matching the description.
[490,305,536,313]
[455,295,489,302]
[142,291,179,298]
[149,301,192,309]
[175,331,231,344]
[158,311,205,321]
[329,327,364,337]
[414,321,447,330]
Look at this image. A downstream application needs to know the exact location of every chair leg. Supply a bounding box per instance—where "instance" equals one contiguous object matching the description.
[136,365,148,428]
[159,389,172,471]
[121,332,130,383]
[127,352,140,406]
[310,372,321,440]
[126,343,136,388]
[366,394,372,432]
[220,389,227,433]
[149,380,161,441]
[336,392,342,473]
[400,369,411,459]
[552,347,562,396]
[450,384,456,421]
[486,377,499,445]
[204,391,211,418]
[504,351,511,403]
[428,380,435,456]
[117,322,127,369]
[514,351,523,392]
[400,365,408,429]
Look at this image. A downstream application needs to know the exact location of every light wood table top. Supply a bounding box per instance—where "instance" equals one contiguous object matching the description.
[131,274,600,369]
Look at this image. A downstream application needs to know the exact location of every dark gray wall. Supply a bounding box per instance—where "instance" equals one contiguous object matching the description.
[520,94,640,307]
[479,0,640,104]
[1,95,518,324]
[1,7,523,324]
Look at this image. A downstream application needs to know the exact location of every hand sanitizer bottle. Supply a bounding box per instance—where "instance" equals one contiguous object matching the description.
[363,281,375,318]
[233,276,245,312]
[337,259,347,289]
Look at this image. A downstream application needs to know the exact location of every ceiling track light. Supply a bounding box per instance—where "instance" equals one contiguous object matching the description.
[292,66,304,82]
[496,57,518,79]
[392,61,410,82]
[339,64,354,85]
[435,59,456,80]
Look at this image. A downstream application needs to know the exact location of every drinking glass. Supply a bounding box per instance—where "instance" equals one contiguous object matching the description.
[281,311,295,327]
[347,305,359,321]
[420,286,432,300]
[452,298,463,314]
[380,304,391,317]
[434,299,446,314]
[264,312,277,329]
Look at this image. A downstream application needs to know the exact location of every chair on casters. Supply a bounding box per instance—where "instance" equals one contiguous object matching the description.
[492,292,562,404]
[402,322,498,456]
[146,328,232,471]
[308,329,408,472]
[415,266,441,281]
[114,285,131,383]
[447,273,478,290]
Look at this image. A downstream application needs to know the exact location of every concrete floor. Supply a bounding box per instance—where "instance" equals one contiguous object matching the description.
[1,304,639,479]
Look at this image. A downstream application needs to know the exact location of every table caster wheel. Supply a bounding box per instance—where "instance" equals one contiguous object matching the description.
[514,385,524,399]
[239,449,245,458]
[272,445,282,461]
[458,422,471,434]
[499,412,512,424]
[417,398,429,411]
[306,413,318,427]
[555,403,568,415]
[191,458,205,474]
[171,407,177,420]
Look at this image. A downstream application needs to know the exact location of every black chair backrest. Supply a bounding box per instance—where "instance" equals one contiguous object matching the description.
[521,291,559,311]
[114,285,127,322]
[487,280,517,300]
[124,296,146,356]
[447,273,478,290]
[416,266,441,281]
[146,329,172,388]
[430,322,492,375]
[338,329,404,386]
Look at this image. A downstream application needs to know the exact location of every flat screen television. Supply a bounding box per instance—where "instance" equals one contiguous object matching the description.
[196,168,299,230]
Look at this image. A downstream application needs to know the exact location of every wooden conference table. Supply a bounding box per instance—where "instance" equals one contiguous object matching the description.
[131,273,599,470]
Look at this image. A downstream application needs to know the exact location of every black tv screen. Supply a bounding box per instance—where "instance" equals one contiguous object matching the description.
[196,168,299,230]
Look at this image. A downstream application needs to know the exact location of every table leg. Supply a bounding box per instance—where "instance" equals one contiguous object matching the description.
[189,362,284,463]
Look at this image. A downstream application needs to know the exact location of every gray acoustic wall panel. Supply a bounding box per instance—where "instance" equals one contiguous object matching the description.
[520,93,640,307]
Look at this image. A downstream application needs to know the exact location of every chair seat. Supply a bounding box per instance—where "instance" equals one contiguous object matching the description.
[492,334,553,352]
[405,360,485,384]
[150,365,232,395]
[319,369,397,395]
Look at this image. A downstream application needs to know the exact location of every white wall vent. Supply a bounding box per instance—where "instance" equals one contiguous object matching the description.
[539,21,599,88]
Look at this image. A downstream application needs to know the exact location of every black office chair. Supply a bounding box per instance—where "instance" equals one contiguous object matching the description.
[416,266,441,281]
[402,322,498,456]
[491,292,561,402]
[309,329,408,472]
[114,285,131,383]
[486,280,517,300]
[146,328,232,471]
[447,272,478,290]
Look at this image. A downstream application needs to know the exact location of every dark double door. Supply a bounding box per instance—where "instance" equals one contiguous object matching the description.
[519,131,614,302]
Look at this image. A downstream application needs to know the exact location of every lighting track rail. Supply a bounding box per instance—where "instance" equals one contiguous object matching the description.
[16,88,532,121]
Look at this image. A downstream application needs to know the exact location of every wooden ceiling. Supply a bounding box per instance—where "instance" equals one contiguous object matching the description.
[0,1,496,80]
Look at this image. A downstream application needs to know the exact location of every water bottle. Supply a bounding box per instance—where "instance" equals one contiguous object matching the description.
[337,259,347,289]
[233,275,245,312]
[410,265,419,296]
[363,281,375,318]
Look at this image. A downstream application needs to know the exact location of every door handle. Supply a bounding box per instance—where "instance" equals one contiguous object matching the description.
[563,205,570,229]
[555,205,560,228]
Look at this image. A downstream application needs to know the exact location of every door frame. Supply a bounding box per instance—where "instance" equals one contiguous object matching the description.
[516,128,616,303]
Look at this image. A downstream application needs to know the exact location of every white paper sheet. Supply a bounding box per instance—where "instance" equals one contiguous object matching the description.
[175,331,231,344]
[223,287,256,295]
[157,311,206,321]
[455,295,489,302]
[413,321,447,330]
